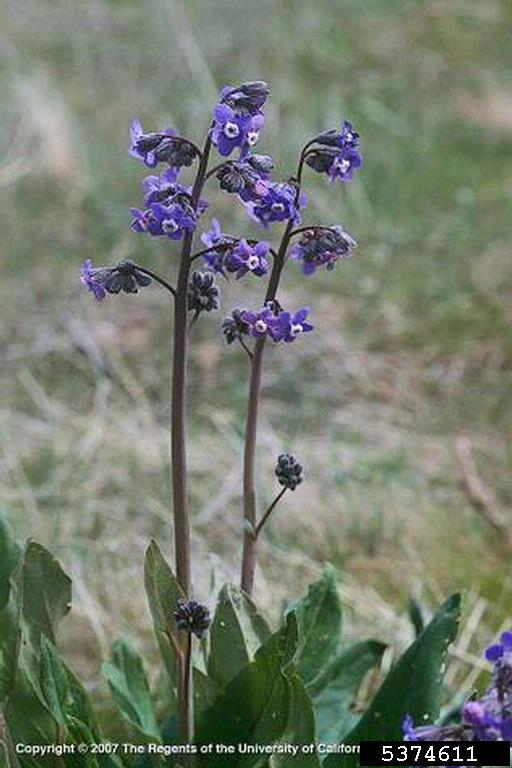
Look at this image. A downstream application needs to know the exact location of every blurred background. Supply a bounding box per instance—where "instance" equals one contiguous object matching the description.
[1,0,512,695]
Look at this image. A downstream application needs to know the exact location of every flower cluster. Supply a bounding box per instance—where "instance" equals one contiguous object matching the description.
[187,271,220,314]
[200,221,269,279]
[291,225,357,275]
[305,121,362,183]
[403,630,512,742]
[216,155,273,201]
[130,119,199,169]
[275,454,304,491]
[233,302,313,344]
[211,81,269,157]
[245,181,307,229]
[131,168,208,241]
[221,308,250,345]
[80,260,151,301]
[174,599,211,639]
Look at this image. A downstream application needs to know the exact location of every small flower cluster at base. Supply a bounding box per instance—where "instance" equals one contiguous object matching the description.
[291,225,357,275]
[211,81,269,157]
[174,599,211,639]
[187,271,220,314]
[216,155,273,201]
[200,220,269,280]
[221,309,250,345]
[80,259,151,301]
[245,182,307,229]
[241,302,313,343]
[403,629,512,743]
[131,168,208,241]
[305,120,362,183]
[275,454,304,491]
[130,119,199,169]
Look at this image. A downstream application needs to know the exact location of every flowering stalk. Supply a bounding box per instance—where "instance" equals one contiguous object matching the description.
[171,136,211,745]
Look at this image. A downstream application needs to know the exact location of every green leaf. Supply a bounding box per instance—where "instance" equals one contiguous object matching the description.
[14,542,71,645]
[39,637,98,736]
[196,614,299,767]
[408,598,425,638]
[102,637,161,741]
[310,640,386,743]
[291,566,342,688]
[208,584,271,686]
[40,637,70,727]
[0,606,20,704]
[0,514,21,610]
[269,675,321,768]
[323,594,461,768]
[144,541,184,690]
[4,666,59,768]
[66,718,126,768]
[193,667,219,723]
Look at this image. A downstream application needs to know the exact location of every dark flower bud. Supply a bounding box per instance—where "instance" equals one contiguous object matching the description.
[305,147,338,174]
[221,81,269,113]
[154,138,199,168]
[275,453,304,491]
[221,308,250,344]
[187,271,220,314]
[104,260,152,295]
[312,129,341,147]
[246,154,274,174]
[216,163,247,194]
[174,599,211,639]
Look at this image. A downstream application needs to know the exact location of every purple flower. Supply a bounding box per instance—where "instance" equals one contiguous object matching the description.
[80,260,151,300]
[328,148,363,183]
[220,81,269,114]
[241,305,277,339]
[271,307,314,343]
[313,120,360,150]
[211,104,252,157]
[227,239,269,279]
[241,303,313,343]
[80,259,108,301]
[246,182,306,228]
[130,200,197,240]
[200,219,234,274]
[291,225,357,275]
[142,167,181,206]
[129,119,175,168]
[216,156,271,201]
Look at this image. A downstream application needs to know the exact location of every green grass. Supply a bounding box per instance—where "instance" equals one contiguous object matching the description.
[2,0,512,691]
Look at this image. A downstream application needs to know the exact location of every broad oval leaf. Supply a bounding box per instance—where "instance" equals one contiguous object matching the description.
[290,566,342,688]
[144,540,184,691]
[269,674,321,768]
[310,640,386,743]
[102,637,161,742]
[14,542,71,645]
[208,584,271,686]
[196,614,299,767]
[323,593,461,768]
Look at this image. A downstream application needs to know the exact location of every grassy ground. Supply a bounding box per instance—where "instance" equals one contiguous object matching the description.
[2,0,512,697]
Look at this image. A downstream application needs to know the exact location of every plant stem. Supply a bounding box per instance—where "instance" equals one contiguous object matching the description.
[172,134,211,745]
[254,487,287,538]
[179,633,193,755]
[135,265,176,296]
[240,217,294,595]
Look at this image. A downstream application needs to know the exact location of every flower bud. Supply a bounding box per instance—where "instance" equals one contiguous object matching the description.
[275,453,304,491]
[174,599,211,639]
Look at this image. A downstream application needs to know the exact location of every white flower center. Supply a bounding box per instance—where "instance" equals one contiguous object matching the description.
[290,323,303,337]
[336,158,351,173]
[246,255,260,270]
[246,131,259,146]
[224,121,240,139]
[345,132,353,142]
[254,319,268,333]
[162,218,179,233]
[271,202,285,213]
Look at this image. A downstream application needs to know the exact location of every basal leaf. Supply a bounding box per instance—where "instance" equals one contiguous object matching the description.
[196,614,299,767]
[310,640,386,743]
[0,606,20,704]
[208,584,271,686]
[269,674,321,768]
[14,542,71,645]
[144,541,184,691]
[291,566,342,688]
[102,637,161,742]
[324,594,461,768]
[0,514,21,610]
